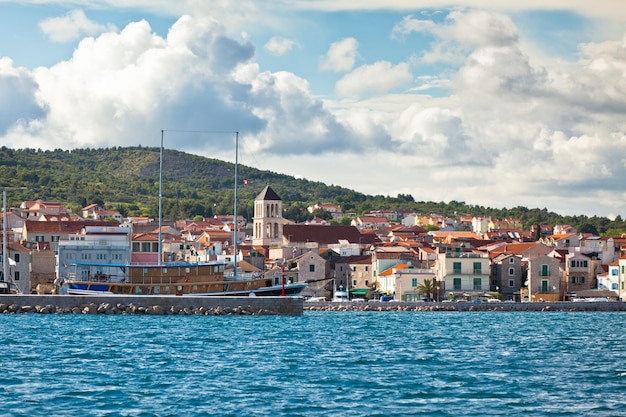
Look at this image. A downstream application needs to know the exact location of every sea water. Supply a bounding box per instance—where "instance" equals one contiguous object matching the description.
[1,311,625,416]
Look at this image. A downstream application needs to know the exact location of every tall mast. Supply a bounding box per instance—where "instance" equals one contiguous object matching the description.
[2,189,7,286]
[158,130,163,266]
[233,131,239,279]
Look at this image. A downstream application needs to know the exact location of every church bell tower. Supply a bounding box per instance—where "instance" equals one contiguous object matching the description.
[253,185,283,247]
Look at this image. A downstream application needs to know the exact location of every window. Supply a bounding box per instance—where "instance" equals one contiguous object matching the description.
[412,278,418,287]
[473,278,482,290]
[541,264,549,276]
[14,271,19,281]
[612,283,618,290]
[473,262,482,274]
[352,266,356,272]
[509,257,515,264]
[571,276,585,284]
[453,278,462,290]
[453,262,462,274]
[365,266,369,272]
[508,267,515,276]
[14,254,19,263]
[541,280,549,292]
[508,279,515,287]
[309,264,315,273]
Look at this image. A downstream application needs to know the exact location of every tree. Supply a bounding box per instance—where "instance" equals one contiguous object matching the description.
[416,278,435,298]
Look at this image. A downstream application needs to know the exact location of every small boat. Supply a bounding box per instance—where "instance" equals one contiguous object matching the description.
[60,261,307,297]
[332,289,349,302]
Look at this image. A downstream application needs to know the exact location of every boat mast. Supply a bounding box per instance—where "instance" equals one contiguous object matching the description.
[2,189,7,286]
[158,130,163,266]
[233,131,239,279]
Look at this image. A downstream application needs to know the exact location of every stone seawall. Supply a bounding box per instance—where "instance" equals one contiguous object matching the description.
[304,301,626,312]
[0,294,304,316]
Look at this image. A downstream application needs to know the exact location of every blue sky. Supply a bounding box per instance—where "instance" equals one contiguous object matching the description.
[1,1,625,218]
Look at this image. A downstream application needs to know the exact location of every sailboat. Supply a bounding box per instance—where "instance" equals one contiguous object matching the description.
[60,132,306,297]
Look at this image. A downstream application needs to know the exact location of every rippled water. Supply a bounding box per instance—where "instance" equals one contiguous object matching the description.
[1,311,625,416]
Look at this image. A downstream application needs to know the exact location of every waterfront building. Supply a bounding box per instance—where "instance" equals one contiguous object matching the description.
[333,254,373,298]
[490,253,525,302]
[436,249,491,299]
[526,255,563,302]
[597,260,619,293]
[0,240,30,294]
[23,220,117,254]
[57,226,131,284]
[565,252,603,297]
[378,262,436,301]
[617,256,626,301]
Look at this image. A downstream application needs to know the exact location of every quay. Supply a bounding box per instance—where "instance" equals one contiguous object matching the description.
[0,294,304,316]
[304,300,626,312]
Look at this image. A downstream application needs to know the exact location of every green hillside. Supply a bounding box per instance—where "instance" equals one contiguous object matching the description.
[0,146,624,235]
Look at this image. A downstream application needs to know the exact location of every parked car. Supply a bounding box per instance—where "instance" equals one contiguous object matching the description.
[487,298,502,303]
[421,297,434,302]
[380,295,394,302]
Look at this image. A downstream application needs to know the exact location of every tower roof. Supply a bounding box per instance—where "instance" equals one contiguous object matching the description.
[255,185,281,201]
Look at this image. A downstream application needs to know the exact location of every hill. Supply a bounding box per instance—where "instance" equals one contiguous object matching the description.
[0,146,624,235]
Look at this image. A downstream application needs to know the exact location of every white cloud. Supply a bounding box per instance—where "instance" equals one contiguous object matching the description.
[320,38,359,72]
[0,58,46,135]
[335,61,413,97]
[39,9,115,42]
[3,3,626,216]
[264,36,297,56]
[4,15,361,158]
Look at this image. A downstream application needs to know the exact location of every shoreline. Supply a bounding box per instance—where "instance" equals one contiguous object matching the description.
[304,300,626,312]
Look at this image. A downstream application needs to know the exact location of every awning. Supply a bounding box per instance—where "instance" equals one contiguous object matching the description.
[349,288,370,296]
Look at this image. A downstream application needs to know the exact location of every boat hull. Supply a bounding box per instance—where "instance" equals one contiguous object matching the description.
[65,280,307,297]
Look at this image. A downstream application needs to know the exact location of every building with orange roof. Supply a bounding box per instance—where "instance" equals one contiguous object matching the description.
[19,200,71,220]
[376,261,436,301]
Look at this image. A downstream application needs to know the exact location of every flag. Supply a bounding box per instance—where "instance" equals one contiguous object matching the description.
[8,257,16,266]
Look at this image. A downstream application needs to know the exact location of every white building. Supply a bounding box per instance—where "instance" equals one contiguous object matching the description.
[57,226,131,282]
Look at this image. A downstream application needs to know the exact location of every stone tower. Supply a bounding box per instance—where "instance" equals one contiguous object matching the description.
[253,185,283,247]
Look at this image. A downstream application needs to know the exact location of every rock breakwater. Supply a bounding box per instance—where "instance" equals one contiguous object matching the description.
[0,302,275,315]
[0,294,304,316]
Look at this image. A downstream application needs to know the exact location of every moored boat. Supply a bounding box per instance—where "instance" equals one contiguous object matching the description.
[60,261,306,297]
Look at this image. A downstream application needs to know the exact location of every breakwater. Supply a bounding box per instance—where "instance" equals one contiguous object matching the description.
[305,300,626,312]
[0,294,304,316]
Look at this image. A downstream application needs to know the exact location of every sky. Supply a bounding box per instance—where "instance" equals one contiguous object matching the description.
[1,1,626,218]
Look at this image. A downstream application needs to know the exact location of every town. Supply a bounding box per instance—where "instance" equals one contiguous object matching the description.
[1,185,624,303]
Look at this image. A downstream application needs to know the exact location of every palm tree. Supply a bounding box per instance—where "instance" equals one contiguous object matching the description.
[416,278,435,298]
